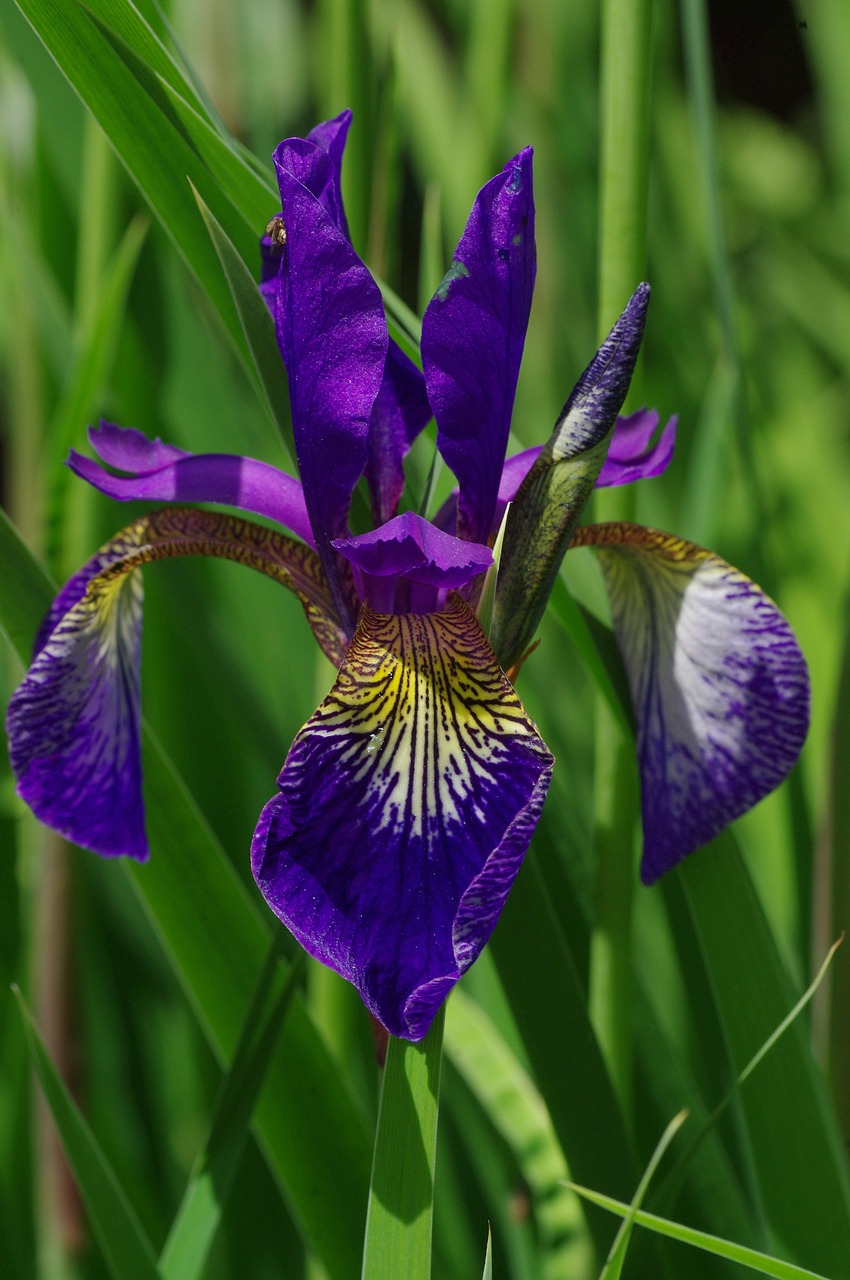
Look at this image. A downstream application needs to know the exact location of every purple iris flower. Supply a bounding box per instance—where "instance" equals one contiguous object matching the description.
[6,112,809,1041]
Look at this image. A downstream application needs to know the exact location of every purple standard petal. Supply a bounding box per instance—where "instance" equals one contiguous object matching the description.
[273,137,388,631]
[366,343,432,526]
[71,422,315,547]
[421,148,536,545]
[596,409,677,488]
[572,522,810,883]
[333,511,492,612]
[261,112,354,311]
[252,595,553,1040]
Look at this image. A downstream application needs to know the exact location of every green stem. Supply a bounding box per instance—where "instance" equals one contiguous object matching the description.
[597,0,654,341]
[361,1008,445,1279]
[589,0,655,1120]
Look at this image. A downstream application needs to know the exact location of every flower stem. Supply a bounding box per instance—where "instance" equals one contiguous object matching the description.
[361,1008,445,1279]
[589,0,655,1121]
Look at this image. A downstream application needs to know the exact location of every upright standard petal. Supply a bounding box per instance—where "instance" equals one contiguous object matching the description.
[273,138,388,631]
[7,507,348,862]
[365,343,432,526]
[71,423,315,548]
[251,595,553,1041]
[421,148,535,545]
[490,285,650,671]
[571,522,810,883]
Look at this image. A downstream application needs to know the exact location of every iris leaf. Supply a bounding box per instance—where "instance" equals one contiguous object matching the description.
[14,987,164,1280]
[677,835,850,1275]
[14,0,251,355]
[361,1008,445,1280]
[444,989,592,1275]
[598,1110,689,1280]
[159,939,303,1280]
[192,187,296,467]
[565,1184,832,1280]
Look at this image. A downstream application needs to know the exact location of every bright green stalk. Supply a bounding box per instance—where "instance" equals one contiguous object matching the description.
[361,1008,445,1279]
[597,0,654,343]
[589,0,655,1119]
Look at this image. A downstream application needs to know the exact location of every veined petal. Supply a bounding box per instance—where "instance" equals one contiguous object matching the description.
[70,423,315,547]
[251,595,553,1041]
[7,507,347,861]
[596,408,677,488]
[273,135,388,631]
[572,522,810,883]
[421,148,535,545]
[490,285,650,671]
[7,549,147,860]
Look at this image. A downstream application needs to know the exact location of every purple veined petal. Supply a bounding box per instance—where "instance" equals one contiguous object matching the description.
[333,511,492,611]
[422,147,536,546]
[274,140,388,631]
[8,531,150,861]
[7,508,349,864]
[251,594,553,1041]
[571,522,810,883]
[71,423,315,548]
[365,342,432,526]
[596,409,677,488]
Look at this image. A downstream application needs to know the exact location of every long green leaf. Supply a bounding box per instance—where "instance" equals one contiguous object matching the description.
[599,1111,689,1280]
[15,0,251,354]
[361,1008,445,1280]
[192,188,295,466]
[0,506,372,1279]
[159,941,303,1280]
[565,1184,831,1280]
[678,835,850,1275]
[15,988,163,1280]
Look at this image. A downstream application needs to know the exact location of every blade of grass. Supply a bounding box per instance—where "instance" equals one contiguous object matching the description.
[192,188,295,466]
[159,941,303,1280]
[661,935,843,1197]
[14,987,163,1280]
[44,213,149,576]
[15,0,252,354]
[565,1185,832,1280]
[444,989,593,1278]
[361,1008,445,1280]
[600,1110,689,1280]
[679,834,850,1275]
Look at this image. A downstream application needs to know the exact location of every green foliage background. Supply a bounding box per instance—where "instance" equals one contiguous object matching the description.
[2,1,850,1277]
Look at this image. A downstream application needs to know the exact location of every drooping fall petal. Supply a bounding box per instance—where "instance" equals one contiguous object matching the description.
[421,147,535,545]
[6,508,347,861]
[251,595,553,1040]
[572,522,810,882]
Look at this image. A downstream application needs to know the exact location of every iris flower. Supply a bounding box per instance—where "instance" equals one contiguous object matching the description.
[6,113,809,1041]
